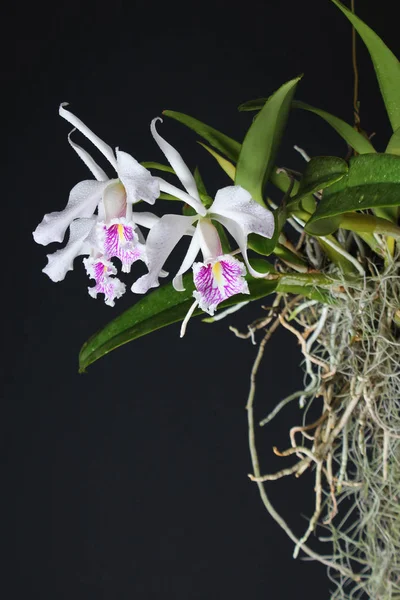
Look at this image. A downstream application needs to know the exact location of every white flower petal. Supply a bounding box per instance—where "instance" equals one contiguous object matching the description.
[197,220,222,262]
[67,130,108,182]
[172,225,201,291]
[151,117,200,201]
[131,214,195,294]
[42,217,96,282]
[210,185,275,239]
[155,177,206,216]
[59,103,118,170]
[116,150,160,205]
[33,180,106,246]
[131,211,161,230]
[103,180,127,222]
[215,214,264,278]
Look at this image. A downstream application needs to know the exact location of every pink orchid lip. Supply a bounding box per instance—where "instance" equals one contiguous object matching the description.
[84,257,126,307]
[192,254,250,316]
[102,218,144,273]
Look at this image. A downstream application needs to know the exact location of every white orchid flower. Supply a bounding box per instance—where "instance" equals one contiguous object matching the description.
[132,118,275,333]
[33,104,161,306]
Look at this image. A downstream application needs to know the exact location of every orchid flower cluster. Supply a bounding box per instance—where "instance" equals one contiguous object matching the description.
[33,105,274,334]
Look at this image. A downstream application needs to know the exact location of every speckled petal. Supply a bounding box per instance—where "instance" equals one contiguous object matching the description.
[116,150,160,205]
[131,214,195,294]
[33,180,106,246]
[42,217,96,282]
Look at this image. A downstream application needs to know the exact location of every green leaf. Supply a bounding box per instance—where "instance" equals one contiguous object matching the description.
[78,269,270,371]
[141,161,175,174]
[269,168,299,195]
[289,156,348,207]
[273,244,309,272]
[162,110,297,200]
[339,213,400,239]
[306,153,400,235]
[235,77,301,205]
[79,263,335,371]
[293,101,376,154]
[192,167,213,208]
[158,192,181,201]
[331,0,400,132]
[162,110,241,163]
[238,98,269,111]
[198,142,236,180]
[386,127,400,156]
[239,98,376,154]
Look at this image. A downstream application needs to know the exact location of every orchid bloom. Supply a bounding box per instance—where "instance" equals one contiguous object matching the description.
[33,104,161,306]
[132,118,275,333]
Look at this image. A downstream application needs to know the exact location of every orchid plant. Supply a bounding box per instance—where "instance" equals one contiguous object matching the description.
[34,1,400,598]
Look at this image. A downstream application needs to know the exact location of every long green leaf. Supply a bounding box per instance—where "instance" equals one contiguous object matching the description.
[162,109,298,202]
[331,0,400,131]
[339,213,400,238]
[235,77,301,205]
[289,156,348,207]
[239,98,375,154]
[294,101,376,154]
[386,127,400,156]
[198,143,236,180]
[306,153,400,235]
[79,266,334,371]
[141,161,175,174]
[162,110,240,162]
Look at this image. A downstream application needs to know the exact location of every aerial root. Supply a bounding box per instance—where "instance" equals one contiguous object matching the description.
[243,259,400,599]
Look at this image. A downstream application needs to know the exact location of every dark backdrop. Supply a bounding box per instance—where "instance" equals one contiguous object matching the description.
[3,1,397,598]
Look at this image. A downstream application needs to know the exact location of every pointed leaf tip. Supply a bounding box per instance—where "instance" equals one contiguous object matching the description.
[235,76,301,205]
[331,0,400,131]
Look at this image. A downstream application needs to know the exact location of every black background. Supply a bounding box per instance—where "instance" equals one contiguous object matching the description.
[4,1,398,598]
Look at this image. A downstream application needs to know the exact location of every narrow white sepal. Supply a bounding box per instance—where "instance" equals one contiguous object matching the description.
[156,177,207,216]
[59,103,118,170]
[67,130,108,182]
[172,226,201,292]
[151,117,201,201]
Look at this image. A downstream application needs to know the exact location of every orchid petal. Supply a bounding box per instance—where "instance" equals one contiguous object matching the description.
[42,217,96,282]
[193,254,249,315]
[172,225,201,291]
[131,211,161,229]
[155,177,206,216]
[116,150,160,205]
[100,217,145,273]
[103,180,127,222]
[59,103,118,170]
[33,180,107,246]
[151,117,200,201]
[67,130,108,182]
[210,185,275,240]
[212,214,265,278]
[196,220,223,262]
[84,257,126,307]
[131,214,195,294]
